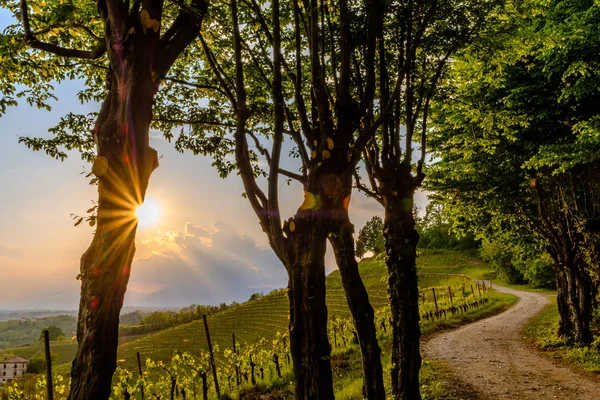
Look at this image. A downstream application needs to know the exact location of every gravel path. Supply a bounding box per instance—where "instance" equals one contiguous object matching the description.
[423,285,600,399]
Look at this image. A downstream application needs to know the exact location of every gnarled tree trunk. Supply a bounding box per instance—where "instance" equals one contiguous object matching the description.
[69,69,158,399]
[286,217,334,400]
[66,2,208,397]
[383,170,422,400]
[553,265,573,337]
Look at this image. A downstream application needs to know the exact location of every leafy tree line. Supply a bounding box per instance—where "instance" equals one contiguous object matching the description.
[0,0,560,397]
[427,0,600,344]
[0,316,76,349]
[355,205,479,260]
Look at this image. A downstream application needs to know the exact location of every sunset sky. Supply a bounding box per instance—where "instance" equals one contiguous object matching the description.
[0,11,428,311]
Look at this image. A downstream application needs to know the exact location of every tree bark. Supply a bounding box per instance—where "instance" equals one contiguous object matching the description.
[286,218,334,400]
[68,66,158,399]
[553,266,573,337]
[330,219,385,400]
[574,264,593,344]
[383,170,422,400]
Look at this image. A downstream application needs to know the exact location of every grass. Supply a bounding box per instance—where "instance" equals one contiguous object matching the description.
[325,289,518,400]
[523,297,600,374]
[4,250,520,399]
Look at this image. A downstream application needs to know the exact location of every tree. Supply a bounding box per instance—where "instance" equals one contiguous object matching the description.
[27,351,59,374]
[174,0,390,396]
[39,326,64,342]
[427,0,600,343]
[351,0,501,396]
[356,216,385,258]
[0,0,210,397]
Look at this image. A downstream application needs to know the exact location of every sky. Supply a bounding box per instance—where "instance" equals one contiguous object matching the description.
[0,11,429,310]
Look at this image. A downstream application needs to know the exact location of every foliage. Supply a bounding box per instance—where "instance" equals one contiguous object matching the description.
[356,216,385,259]
[0,316,75,350]
[4,279,503,400]
[426,0,600,341]
[39,326,64,342]
[416,202,479,251]
[26,351,58,374]
[524,300,600,373]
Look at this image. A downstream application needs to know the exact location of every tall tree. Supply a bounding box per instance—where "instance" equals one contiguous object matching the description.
[0,0,209,397]
[356,216,385,258]
[427,0,600,343]
[353,0,500,396]
[171,0,388,396]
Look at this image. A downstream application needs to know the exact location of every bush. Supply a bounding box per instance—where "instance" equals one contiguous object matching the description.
[480,240,525,284]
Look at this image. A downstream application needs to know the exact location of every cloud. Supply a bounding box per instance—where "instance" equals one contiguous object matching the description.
[185,223,211,239]
[0,241,25,258]
[125,221,288,308]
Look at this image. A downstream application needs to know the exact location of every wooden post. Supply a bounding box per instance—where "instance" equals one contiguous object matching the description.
[43,330,53,400]
[232,333,240,386]
[470,284,475,298]
[477,282,482,297]
[432,288,438,312]
[203,315,220,398]
[137,352,145,400]
[448,286,453,305]
[462,285,466,297]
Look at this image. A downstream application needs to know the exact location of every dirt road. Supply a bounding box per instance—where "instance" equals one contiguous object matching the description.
[423,285,600,399]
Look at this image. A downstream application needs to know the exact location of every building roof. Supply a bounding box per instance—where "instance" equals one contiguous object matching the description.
[1,356,29,363]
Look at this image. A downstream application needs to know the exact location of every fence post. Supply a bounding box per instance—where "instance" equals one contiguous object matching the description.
[432,288,438,313]
[448,286,453,305]
[477,282,482,297]
[203,315,220,398]
[43,330,53,400]
[137,352,145,400]
[232,333,241,386]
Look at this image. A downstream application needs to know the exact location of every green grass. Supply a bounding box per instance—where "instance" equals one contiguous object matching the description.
[326,290,518,400]
[524,298,600,374]
[5,250,519,400]
[5,251,490,374]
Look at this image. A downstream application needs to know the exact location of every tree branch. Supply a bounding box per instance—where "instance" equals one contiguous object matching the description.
[164,77,229,97]
[157,0,209,78]
[20,0,106,60]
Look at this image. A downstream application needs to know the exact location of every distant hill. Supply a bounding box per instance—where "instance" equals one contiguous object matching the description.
[0,310,77,322]
[0,315,77,349]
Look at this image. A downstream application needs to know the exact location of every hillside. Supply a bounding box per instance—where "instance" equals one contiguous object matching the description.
[0,315,76,349]
[3,250,495,376]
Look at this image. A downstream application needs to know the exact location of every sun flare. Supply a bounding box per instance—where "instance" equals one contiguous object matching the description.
[135,198,162,228]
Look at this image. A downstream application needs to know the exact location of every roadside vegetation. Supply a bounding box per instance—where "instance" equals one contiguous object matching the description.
[524,299,600,375]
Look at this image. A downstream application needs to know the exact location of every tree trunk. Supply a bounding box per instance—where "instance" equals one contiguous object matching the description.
[68,61,158,399]
[286,219,334,400]
[554,266,573,337]
[383,175,422,400]
[330,219,385,400]
[574,264,593,344]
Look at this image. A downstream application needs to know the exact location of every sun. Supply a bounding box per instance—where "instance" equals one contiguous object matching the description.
[135,197,162,228]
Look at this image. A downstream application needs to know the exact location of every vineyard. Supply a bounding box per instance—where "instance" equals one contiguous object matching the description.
[1,252,501,399]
